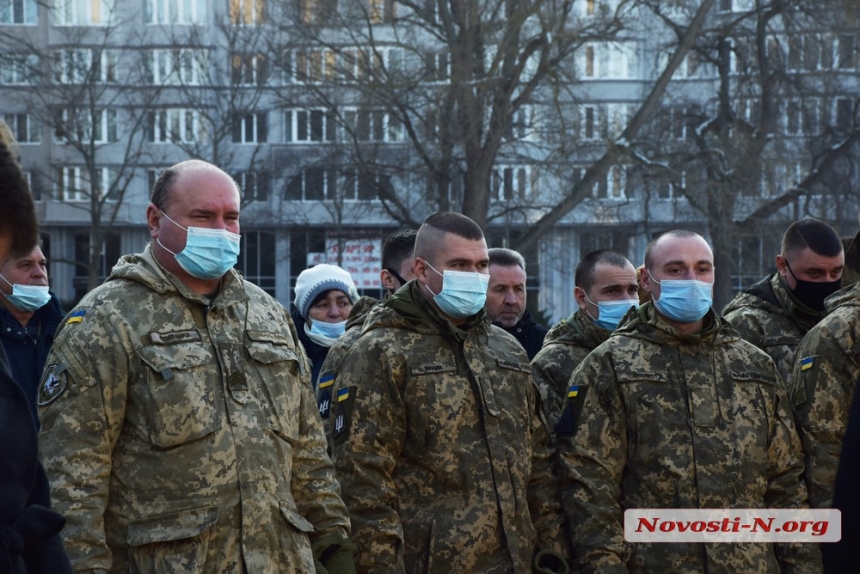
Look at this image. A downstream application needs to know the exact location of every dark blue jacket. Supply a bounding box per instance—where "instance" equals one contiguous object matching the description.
[290,309,330,390]
[0,293,64,422]
[494,310,549,361]
[0,344,72,573]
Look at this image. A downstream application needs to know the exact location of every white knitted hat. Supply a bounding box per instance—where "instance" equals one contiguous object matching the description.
[294,264,358,320]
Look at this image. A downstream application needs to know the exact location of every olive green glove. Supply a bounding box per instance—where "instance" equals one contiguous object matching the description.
[533,548,570,574]
[312,531,357,574]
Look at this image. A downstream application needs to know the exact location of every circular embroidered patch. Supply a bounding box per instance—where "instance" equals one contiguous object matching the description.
[37,366,68,406]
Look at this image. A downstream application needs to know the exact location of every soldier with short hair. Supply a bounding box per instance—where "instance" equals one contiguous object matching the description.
[722,218,844,383]
[38,160,355,573]
[557,230,819,573]
[531,249,638,430]
[329,212,569,573]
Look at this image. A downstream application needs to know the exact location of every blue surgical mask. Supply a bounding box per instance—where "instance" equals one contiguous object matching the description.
[158,211,241,280]
[0,274,51,312]
[309,319,347,339]
[425,261,490,319]
[649,272,713,323]
[584,293,639,331]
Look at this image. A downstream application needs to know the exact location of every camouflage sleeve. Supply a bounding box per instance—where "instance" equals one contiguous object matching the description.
[525,377,570,559]
[531,349,566,431]
[722,307,766,351]
[762,360,823,573]
[284,312,351,542]
[556,352,628,574]
[789,318,860,509]
[38,312,130,573]
[329,335,407,574]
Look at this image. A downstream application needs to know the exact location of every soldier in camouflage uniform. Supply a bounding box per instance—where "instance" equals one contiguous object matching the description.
[316,230,416,419]
[722,219,844,383]
[532,249,639,429]
[557,230,819,574]
[38,161,355,574]
[789,279,860,509]
[329,212,569,574]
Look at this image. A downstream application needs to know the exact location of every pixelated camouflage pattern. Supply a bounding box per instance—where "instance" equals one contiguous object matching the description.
[557,303,819,574]
[38,245,350,574]
[315,295,381,394]
[329,280,567,573]
[788,281,860,509]
[722,273,820,384]
[530,309,610,430]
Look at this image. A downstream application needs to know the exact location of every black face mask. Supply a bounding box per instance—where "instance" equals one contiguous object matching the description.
[386,268,408,289]
[785,262,841,312]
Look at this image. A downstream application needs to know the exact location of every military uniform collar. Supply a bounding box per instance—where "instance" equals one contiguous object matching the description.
[632,302,723,346]
[771,273,822,326]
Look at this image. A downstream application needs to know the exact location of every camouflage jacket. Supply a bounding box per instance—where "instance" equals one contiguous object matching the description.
[38,245,350,574]
[557,303,818,574]
[316,294,381,419]
[843,230,860,288]
[722,273,820,384]
[329,281,567,573]
[789,281,860,509]
[531,310,610,430]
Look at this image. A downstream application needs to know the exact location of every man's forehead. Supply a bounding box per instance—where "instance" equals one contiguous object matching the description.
[790,247,845,269]
[438,233,487,258]
[652,235,712,266]
[593,263,637,285]
[489,264,526,282]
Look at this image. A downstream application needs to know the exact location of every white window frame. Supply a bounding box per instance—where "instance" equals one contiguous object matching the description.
[285,168,338,201]
[341,107,402,143]
[0,53,36,84]
[491,165,536,201]
[55,166,86,201]
[3,113,40,144]
[53,0,115,26]
[290,48,336,84]
[58,108,117,144]
[1,0,38,24]
[148,49,203,86]
[284,108,336,143]
[147,109,201,144]
[145,0,207,24]
[231,53,266,86]
[232,113,267,144]
[230,0,264,24]
[580,104,599,140]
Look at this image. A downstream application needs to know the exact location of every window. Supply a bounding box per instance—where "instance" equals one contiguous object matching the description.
[835,97,856,131]
[580,105,599,140]
[838,34,856,69]
[657,171,685,200]
[54,0,115,25]
[147,109,201,143]
[145,0,206,23]
[606,103,630,139]
[236,231,275,295]
[298,0,334,24]
[55,166,86,201]
[424,50,449,82]
[231,53,267,85]
[608,42,638,78]
[584,45,596,77]
[506,106,533,141]
[284,109,336,143]
[586,0,595,16]
[716,0,732,12]
[73,231,121,300]
[369,0,395,22]
[57,109,118,143]
[147,49,203,85]
[232,113,267,143]
[230,0,264,23]
[592,165,626,200]
[55,48,116,83]
[0,53,36,84]
[284,168,338,200]
[491,166,536,201]
[342,47,388,82]
[342,169,386,200]
[4,113,40,143]
[1,0,37,23]
[290,48,335,83]
[234,171,270,201]
[342,108,402,142]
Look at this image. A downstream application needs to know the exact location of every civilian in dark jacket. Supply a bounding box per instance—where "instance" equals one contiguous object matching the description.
[0,245,64,421]
[486,248,548,360]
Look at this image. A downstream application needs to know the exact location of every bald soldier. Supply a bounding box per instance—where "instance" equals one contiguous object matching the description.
[329,212,569,573]
[531,249,639,430]
[557,230,819,573]
[38,160,355,573]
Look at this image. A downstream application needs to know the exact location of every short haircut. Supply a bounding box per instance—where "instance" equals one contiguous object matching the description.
[781,218,843,258]
[488,248,526,271]
[414,211,484,262]
[575,249,632,292]
[644,229,702,269]
[382,230,417,270]
[151,160,234,212]
[0,133,38,258]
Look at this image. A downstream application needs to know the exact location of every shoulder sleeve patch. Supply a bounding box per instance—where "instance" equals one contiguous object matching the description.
[555,384,589,437]
[37,363,68,406]
[331,386,357,442]
[317,374,335,419]
[65,309,86,325]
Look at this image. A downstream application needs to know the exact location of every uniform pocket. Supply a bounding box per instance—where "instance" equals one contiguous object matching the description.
[137,343,219,448]
[127,506,218,574]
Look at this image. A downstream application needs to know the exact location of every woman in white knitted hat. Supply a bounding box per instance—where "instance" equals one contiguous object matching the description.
[292,263,358,388]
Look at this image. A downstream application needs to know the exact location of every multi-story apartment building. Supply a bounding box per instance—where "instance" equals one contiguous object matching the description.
[1,0,858,321]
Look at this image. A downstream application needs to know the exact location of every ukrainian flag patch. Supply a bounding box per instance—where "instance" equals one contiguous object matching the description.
[318,374,334,389]
[66,309,86,324]
[337,387,350,402]
[568,385,580,398]
[800,357,814,371]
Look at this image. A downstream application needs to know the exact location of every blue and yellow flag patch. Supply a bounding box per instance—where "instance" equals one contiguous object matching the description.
[800,357,814,371]
[567,385,580,398]
[337,387,350,402]
[66,309,86,324]
[318,374,335,389]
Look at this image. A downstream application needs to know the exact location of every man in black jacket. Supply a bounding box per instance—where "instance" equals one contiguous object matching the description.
[486,248,548,360]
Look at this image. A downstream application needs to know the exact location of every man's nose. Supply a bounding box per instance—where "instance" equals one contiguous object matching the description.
[504,290,518,303]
